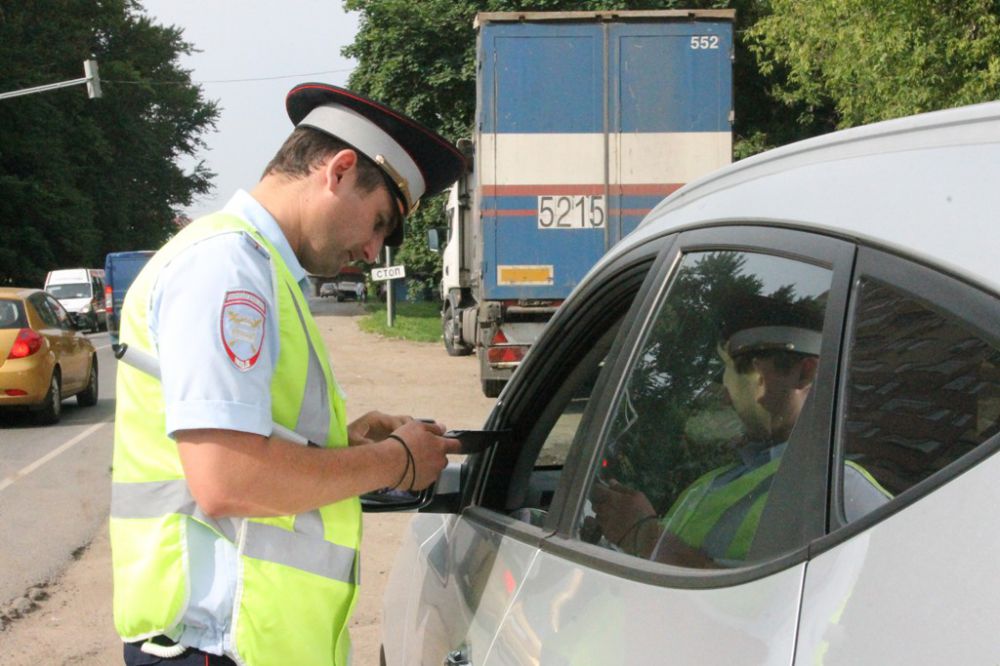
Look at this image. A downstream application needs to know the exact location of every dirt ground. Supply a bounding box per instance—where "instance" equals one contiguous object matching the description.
[0,309,496,665]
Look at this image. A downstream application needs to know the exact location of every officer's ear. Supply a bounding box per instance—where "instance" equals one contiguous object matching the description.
[323,149,359,190]
[797,355,819,388]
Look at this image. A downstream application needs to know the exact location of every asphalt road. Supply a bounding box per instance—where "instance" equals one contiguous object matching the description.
[0,332,117,607]
[0,301,496,664]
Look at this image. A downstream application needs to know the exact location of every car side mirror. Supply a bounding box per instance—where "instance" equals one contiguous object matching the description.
[426,227,446,253]
[361,461,464,514]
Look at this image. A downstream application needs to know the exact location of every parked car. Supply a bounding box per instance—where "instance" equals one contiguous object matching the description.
[319,282,338,298]
[374,101,1000,665]
[0,287,99,423]
[44,267,106,333]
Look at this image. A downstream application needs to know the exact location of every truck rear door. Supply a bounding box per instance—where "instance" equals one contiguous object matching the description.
[478,16,733,301]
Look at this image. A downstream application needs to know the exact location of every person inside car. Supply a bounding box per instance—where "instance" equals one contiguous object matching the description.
[590,293,891,568]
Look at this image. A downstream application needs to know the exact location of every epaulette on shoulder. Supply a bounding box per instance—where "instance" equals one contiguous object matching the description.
[237,231,271,261]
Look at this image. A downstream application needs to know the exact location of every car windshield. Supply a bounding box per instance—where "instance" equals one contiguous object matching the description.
[47,283,91,299]
[0,299,27,328]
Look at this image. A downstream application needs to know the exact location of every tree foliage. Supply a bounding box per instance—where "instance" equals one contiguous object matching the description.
[343,0,763,292]
[750,0,1000,128]
[0,0,218,285]
[341,1,1000,292]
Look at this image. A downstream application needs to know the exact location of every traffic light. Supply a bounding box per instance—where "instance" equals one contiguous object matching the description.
[84,59,102,99]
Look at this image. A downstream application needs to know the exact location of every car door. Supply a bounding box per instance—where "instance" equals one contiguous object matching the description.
[44,293,89,391]
[382,234,668,666]
[484,226,855,665]
[794,247,1000,664]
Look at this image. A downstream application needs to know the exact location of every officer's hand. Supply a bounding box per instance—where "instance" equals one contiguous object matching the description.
[389,419,461,491]
[348,411,410,446]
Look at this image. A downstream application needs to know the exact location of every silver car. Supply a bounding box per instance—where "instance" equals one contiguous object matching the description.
[372,101,1000,665]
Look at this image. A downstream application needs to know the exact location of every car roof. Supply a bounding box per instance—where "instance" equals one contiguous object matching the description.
[608,101,1000,294]
[0,286,41,300]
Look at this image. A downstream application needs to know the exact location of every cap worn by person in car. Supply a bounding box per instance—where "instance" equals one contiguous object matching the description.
[726,325,822,358]
[285,82,467,247]
[720,292,824,358]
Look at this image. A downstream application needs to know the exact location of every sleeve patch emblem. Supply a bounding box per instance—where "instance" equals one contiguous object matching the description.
[220,290,267,371]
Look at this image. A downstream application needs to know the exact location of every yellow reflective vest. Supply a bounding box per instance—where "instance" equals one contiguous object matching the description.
[110,213,359,665]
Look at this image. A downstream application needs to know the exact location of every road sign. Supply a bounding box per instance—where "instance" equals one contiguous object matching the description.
[372,265,406,281]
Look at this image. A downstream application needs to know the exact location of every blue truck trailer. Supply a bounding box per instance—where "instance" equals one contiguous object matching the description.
[104,250,154,345]
[437,10,735,396]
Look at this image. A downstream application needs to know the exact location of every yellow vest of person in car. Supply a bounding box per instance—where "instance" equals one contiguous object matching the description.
[109,213,358,665]
[661,456,887,563]
[660,458,780,563]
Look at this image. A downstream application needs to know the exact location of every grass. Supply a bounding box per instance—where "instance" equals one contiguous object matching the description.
[357,300,442,343]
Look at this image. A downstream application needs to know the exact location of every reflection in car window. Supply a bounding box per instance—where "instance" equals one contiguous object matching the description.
[46,296,74,329]
[581,251,843,568]
[840,278,1000,521]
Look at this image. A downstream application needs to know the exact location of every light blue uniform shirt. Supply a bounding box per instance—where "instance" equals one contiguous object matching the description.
[148,189,311,654]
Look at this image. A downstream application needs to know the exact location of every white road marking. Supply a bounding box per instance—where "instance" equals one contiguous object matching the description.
[0,420,110,493]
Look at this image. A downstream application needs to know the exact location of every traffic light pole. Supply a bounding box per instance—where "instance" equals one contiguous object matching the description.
[0,59,101,101]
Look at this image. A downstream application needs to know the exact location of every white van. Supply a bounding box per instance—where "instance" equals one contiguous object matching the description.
[44,268,106,332]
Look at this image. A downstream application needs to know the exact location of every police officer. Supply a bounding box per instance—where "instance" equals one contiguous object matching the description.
[110,83,466,665]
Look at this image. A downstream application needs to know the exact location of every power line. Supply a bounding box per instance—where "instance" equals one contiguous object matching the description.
[105,67,354,86]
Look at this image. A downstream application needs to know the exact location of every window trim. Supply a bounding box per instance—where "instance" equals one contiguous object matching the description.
[817,245,1000,555]
[550,224,856,587]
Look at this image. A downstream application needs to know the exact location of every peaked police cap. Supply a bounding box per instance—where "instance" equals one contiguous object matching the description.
[286,83,466,246]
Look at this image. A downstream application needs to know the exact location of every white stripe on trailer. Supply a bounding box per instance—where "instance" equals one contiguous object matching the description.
[480,132,731,186]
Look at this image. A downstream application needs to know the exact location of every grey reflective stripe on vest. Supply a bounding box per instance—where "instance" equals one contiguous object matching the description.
[701,471,775,559]
[294,508,325,539]
[113,481,358,584]
[243,521,358,584]
[111,479,240,542]
[287,284,331,446]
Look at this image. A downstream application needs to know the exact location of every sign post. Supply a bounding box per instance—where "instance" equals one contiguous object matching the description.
[372,249,406,328]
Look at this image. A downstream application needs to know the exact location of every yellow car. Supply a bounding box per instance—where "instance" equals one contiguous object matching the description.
[0,287,98,423]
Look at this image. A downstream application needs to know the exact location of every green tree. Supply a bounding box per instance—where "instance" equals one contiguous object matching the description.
[0,0,217,285]
[341,0,791,296]
[750,0,1000,128]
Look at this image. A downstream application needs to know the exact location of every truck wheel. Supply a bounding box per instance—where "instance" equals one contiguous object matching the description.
[442,304,472,357]
[481,379,505,398]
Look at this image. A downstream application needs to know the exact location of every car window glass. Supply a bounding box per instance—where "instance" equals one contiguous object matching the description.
[580,250,834,569]
[46,295,73,329]
[30,293,59,328]
[0,299,27,328]
[840,277,1000,522]
[47,282,90,299]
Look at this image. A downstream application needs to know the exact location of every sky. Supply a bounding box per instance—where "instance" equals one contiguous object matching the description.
[138,0,360,220]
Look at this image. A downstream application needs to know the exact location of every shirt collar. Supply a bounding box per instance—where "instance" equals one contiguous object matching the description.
[737,441,787,469]
[223,190,309,287]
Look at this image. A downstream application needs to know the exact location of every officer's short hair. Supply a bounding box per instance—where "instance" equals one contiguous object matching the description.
[264,127,402,237]
[263,126,387,194]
